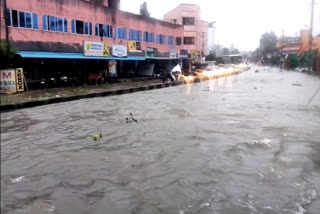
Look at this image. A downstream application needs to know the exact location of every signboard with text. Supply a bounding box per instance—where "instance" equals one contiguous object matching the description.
[128,41,142,52]
[112,44,127,57]
[190,50,199,63]
[0,68,25,94]
[170,48,177,59]
[15,68,24,92]
[145,47,158,58]
[109,60,117,77]
[179,49,188,59]
[83,41,110,57]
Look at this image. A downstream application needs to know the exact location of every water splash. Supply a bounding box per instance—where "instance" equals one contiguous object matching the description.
[9,176,25,183]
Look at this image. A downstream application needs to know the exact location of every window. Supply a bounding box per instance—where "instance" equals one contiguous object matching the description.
[32,13,38,29]
[71,19,92,35]
[12,10,18,27]
[64,19,68,33]
[182,17,195,25]
[143,32,155,43]
[7,9,38,29]
[168,36,174,45]
[25,12,32,28]
[176,37,181,45]
[5,9,11,26]
[157,34,166,44]
[95,24,113,38]
[19,11,26,27]
[129,29,142,41]
[43,15,67,32]
[115,28,127,40]
[184,37,195,45]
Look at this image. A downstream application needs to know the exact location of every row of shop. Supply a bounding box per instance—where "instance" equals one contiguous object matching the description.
[1,40,203,91]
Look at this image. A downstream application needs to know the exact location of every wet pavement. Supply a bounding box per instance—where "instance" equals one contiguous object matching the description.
[1,65,320,214]
[0,79,162,106]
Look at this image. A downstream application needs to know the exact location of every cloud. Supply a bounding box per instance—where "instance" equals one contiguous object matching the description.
[121,0,320,51]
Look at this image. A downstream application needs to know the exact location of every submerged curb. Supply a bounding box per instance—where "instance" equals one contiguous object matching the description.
[1,69,247,112]
[0,83,173,112]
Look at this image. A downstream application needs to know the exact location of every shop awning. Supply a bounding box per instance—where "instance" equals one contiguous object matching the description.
[18,51,145,61]
[146,57,177,60]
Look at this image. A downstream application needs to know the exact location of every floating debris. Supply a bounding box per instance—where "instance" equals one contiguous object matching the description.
[10,176,25,183]
[255,70,259,73]
[200,203,210,208]
[126,113,138,123]
[292,81,303,87]
[88,131,102,141]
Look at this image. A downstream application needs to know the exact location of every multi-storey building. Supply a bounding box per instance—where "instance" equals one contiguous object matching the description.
[0,0,184,85]
[163,4,209,63]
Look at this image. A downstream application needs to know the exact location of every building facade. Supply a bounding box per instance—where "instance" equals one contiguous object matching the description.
[163,4,209,62]
[278,29,320,55]
[0,0,184,86]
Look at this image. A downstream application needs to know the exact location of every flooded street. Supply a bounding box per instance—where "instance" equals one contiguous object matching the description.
[1,66,320,214]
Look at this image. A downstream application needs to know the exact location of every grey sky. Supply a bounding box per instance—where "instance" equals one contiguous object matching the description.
[121,0,320,51]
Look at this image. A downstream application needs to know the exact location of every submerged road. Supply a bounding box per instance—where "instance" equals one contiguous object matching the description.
[1,66,320,214]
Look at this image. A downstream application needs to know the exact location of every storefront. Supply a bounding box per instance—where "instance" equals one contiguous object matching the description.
[17,45,145,88]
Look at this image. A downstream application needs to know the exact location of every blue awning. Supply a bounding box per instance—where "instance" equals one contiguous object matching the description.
[18,51,145,61]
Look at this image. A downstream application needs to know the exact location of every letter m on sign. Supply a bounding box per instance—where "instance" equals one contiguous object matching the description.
[2,72,11,79]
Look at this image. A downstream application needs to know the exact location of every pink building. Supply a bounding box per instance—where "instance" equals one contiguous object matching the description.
[164,4,209,62]
[0,0,184,85]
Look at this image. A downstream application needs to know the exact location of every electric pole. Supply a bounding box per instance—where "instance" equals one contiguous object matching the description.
[2,0,10,59]
[308,0,315,73]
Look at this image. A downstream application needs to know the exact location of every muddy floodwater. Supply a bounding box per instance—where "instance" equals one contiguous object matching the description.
[1,66,320,214]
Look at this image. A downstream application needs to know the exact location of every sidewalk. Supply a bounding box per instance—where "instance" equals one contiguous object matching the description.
[0,79,167,111]
[0,66,250,111]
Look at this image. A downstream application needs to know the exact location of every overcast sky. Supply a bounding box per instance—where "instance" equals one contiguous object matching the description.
[121,0,320,51]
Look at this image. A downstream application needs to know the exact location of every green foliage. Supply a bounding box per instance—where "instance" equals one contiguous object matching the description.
[259,32,278,57]
[288,54,299,69]
[230,48,240,54]
[0,41,17,59]
[205,53,216,61]
[0,41,18,69]
[222,48,229,55]
[299,53,309,67]
[139,2,150,17]
[251,48,260,62]
[299,50,319,69]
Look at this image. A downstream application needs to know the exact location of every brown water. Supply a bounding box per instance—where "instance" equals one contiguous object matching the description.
[1,66,320,214]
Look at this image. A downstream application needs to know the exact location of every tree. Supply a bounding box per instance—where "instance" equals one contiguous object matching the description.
[139,2,150,17]
[259,32,278,58]
[205,53,216,61]
[222,47,229,55]
[230,48,240,55]
[0,41,17,69]
[251,48,260,62]
[288,54,299,69]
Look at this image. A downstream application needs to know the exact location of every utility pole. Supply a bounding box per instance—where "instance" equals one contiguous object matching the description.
[308,0,315,73]
[281,29,284,55]
[2,0,10,61]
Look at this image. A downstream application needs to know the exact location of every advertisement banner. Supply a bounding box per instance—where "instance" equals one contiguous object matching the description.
[0,68,25,94]
[179,49,188,59]
[15,68,24,92]
[145,47,158,58]
[109,60,117,77]
[83,41,110,57]
[0,69,16,94]
[170,48,177,59]
[128,41,142,52]
[112,44,127,57]
[190,50,199,63]
[102,43,110,57]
